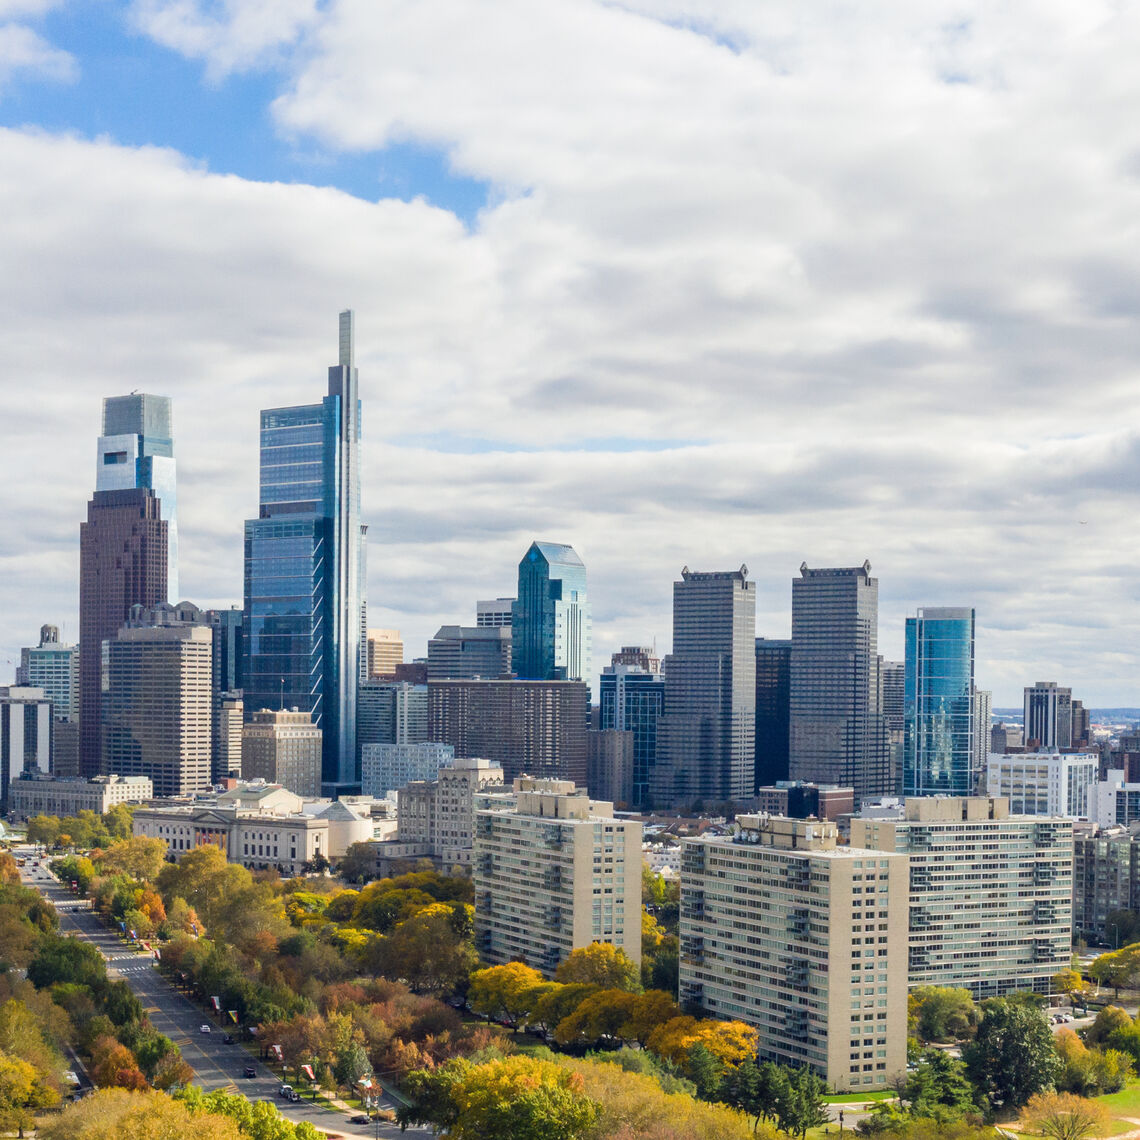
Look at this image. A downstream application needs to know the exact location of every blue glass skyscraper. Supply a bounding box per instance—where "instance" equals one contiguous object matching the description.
[903,606,975,796]
[243,312,366,792]
[512,542,592,696]
[599,663,665,809]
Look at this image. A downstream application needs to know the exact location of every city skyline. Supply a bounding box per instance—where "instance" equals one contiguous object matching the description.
[2,5,1140,706]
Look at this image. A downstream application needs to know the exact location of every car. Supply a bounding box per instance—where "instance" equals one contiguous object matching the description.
[278,1085,294,1098]
[348,1115,372,1124]
[199,1024,211,1034]
[63,1071,80,1086]
[287,1090,300,1102]
[244,1065,257,1078]
[223,1034,235,1044]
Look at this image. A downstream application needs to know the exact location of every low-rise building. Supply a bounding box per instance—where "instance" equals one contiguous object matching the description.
[850,796,1072,997]
[9,772,153,819]
[678,814,908,1091]
[474,778,641,975]
[753,782,855,822]
[985,750,1098,818]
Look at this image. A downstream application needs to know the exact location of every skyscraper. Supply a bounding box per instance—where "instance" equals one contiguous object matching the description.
[903,607,976,796]
[18,626,79,778]
[79,488,168,775]
[754,638,792,791]
[0,687,52,813]
[1024,682,1073,750]
[788,563,890,804]
[96,394,178,599]
[599,659,665,809]
[511,542,591,694]
[650,567,756,807]
[243,311,366,793]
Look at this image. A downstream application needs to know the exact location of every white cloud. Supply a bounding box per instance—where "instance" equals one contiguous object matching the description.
[0,22,76,85]
[128,0,320,79]
[4,1,1140,704]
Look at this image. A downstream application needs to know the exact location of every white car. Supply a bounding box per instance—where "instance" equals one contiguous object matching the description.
[199,1024,211,1034]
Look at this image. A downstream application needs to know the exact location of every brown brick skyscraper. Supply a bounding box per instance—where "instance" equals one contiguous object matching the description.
[79,488,167,775]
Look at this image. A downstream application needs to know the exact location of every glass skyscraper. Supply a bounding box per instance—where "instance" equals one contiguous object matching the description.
[599,663,665,809]
[512,542,592,695]
[96,394,178,600]
[903,607,976,796]
[243,311,366,792]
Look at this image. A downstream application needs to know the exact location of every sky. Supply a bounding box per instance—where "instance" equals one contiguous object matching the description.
[1,0,1139,708]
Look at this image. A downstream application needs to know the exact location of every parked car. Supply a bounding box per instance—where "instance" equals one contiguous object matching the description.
[348,1115,371,1124]
[244,1065,257,1079]
[278,1085,294,1098]
[199,1024,211,1034]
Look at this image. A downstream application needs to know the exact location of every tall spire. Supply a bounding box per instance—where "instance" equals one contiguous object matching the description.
[339,309,354,369]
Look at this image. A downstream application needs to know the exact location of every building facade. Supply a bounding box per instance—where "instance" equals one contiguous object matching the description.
[972,690,992,787]
[361,742,455,798]
[10,773,153,819]
[428,678,588,785]
[357,680,428,754]
[473,778,641,975]
[755,638,792,791]
[678,815,908,1091]
[789,563,890,805]
[367,629,404,678]
[18,625,79,722]
[427,625,512,680]
[985,750,1099,818]
[102,624,212,797]
[599,662,665,810]
[651,567,756,807]
[476,599,514,628]
[1073,824,1140,944]
[241,709,323,798]
[850,797,1073,997]
[753,782,855,822]
[1,687,52,812]
[903,607,976,797]
[1024,682,1073,750]
[586,729,634,808]
[243,311,366,792]
[511,542,591,693]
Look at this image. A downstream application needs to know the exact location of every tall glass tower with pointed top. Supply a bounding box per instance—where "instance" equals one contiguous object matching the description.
[243,311,366,793]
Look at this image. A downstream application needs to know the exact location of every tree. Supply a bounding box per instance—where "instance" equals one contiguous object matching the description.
[776,1066,829,1139]
[686,1042,726,1102]
[962,999,1060,1109]
[555,943,642,991]
[554,989,638,1047]
[1053,969,1085,1000]
[646,1015,758,1069]
[367,902,477,994]
[96,836,167,883]
[400,1054,599,1140]
[1086,1005,1133,1046]
[1104,910,1140,949]
[909,986,978,1041]
[333,1041,372,1090]
[39,1088,244,1140]
[904,1050,977,1121]
[0,1048,59,1138]
[621,989,680,1046]
[468,962,546,1028]
[27,932,107,990]
[90,1035,148,1091]
[1021,1092,1112,1140]
[1055,1028,1132,1095]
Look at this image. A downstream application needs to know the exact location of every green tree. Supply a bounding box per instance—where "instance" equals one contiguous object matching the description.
[26,815,62,848]
[905,1050,977,1121]
[366,902,477,994]
[686,1042,726,1102]
[27,932,107,990]
[909,987,978,1041]
[776,1065,828,1139]
[96,836,167,883]
[1086,1005,1133,1046]
[554,943,641,991]
[963,999,1060,1109]
[333,1041,372,1090]
[0,1048,60,1138]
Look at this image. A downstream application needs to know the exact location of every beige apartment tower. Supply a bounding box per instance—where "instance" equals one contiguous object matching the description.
[367,629,404,679]
[850,796,1073,997]
[678,815,908,1092]
[473,778,641,976]
[102,624,212,797]
[242,709,323,798]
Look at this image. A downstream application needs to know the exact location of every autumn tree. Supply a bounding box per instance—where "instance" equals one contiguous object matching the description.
[646,1015,757,1070]
[367,902,477,994]
[39,1088,244,1140]
[95,836,167,883]
[1021,1092,1112,1140]
[468,962,546,1028]
[555,943,642,991]
[90,1035,148,1091]
[1085,1006,1133,1047]
[0,1048,60,1137]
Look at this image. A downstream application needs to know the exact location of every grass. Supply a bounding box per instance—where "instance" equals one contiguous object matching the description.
[824,1090,898,1104]
[1097,1083,1140,1115]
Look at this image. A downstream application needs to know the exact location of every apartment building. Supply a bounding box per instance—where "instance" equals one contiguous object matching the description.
[850,796,1073,997]
[473,778,641,975]
[10,772,153,819]
[678,814,908,1091]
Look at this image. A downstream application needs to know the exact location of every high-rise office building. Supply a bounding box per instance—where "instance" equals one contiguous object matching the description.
[474,778,641,976]
[96,394,178,599]
[367,629,404,678]
[973,689,993,784]
[0,687,52,813]
[587,728,634,807]
[18,626,79,777]
[651,567,756,807]
[679,815,908,1090]
[1071,700,1091,750]
[429,678,588,785]
[599,662,665,809]
[361,741,454,798]
[903,607,976,796]
[851,797,1072,998]
[880,658,904,793]
[754,638,792,791]
[205,607,244,781]
[789,563,890,804]
[427,625,512,680]
[512,542,591,694]
[476,599,514,628]
[985,750,1098,818]
[244,312,366,793]
[241,709,323,798]
[1024,682,1073,750]
[357,680,428,753]
[102,624,212,797]
[79,488,168,775]
[611,646,661,673]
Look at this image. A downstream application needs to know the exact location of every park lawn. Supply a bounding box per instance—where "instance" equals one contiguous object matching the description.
[1096,1082,1140,1116]
[824,1090,898,1103]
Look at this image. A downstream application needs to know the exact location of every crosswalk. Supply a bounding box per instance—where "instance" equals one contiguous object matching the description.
[111,964,154,974]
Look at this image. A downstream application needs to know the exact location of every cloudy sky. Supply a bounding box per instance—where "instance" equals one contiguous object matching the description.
[1,0,1138,708]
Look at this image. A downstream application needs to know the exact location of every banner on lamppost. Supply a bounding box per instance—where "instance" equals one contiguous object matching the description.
[211,996,221,1011]
[228,1010,239,1023]
[301,1064,315,1081]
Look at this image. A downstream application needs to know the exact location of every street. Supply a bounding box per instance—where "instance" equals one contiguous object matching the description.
[15,846,425,1139]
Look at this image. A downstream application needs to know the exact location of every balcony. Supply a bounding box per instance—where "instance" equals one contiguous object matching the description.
[681,935,704,963]
[785,957,811,988]
[786,909,810,935]
[543,867,563,891]
[543,826,564,850]
[681,892,705,921]
[476,853,494,876]
[785,864,811,889]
